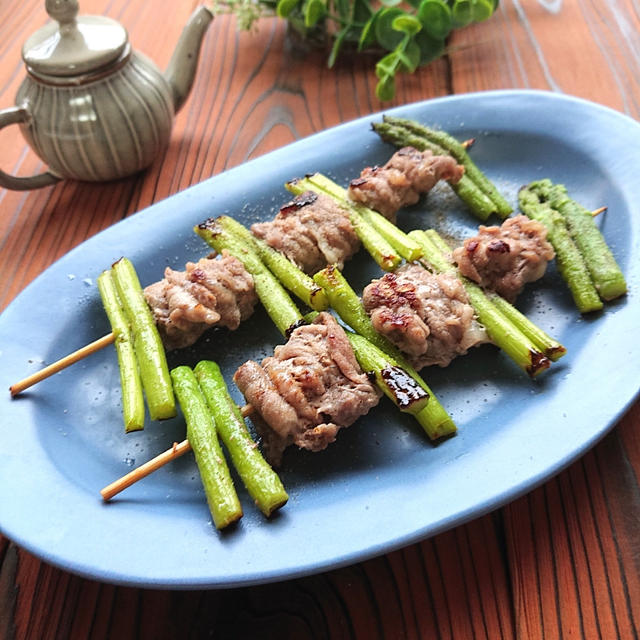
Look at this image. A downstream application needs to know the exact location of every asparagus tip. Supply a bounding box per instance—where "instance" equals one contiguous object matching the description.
[527,351,552,377]
[197,217,218,233]
[285,317,309,338]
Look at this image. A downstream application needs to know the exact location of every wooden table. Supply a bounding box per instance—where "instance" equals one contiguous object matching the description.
[1,1,639,638]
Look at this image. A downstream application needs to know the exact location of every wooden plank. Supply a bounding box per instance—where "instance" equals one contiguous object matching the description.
[505,413,640,640]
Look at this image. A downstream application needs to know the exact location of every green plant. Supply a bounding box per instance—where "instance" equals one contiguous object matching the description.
[211,0,499,99]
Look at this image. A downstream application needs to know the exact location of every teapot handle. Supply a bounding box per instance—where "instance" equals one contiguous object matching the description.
[0,106,62,191]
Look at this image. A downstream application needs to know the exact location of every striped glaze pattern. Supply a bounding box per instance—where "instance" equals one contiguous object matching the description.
[15,52,174,182]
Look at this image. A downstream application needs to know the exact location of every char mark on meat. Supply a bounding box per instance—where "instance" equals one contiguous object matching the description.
[233,312,381,466]
[362,264,488,369]
[348,146,464,221]
[452,215,555,302]
[143,252,257,349]
[251,191,360,275]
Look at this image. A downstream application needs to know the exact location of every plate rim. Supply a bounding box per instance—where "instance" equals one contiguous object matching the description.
[1,89,640,589]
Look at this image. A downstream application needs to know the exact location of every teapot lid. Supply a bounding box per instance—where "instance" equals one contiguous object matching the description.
[22,0,128,77]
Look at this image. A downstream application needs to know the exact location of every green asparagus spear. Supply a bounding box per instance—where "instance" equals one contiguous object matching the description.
[111,258,176,421]
[409,230,553,376]
[528,180,626,301]
[313,265,457,439]
[346,333,429,416]
[519,187,603,313]
[372,121,498,221]
[286,178,402,271]
[97,270,145,432]
[194,360,288,518]
[215,216,329,311]
[486,293,566,361]
[195,219,305,335]
[382,115,513,218]
[171,366,242,530]
[407,228,453,272]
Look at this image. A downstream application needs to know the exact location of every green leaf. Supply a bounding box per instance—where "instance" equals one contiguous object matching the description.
[417,0,452,39]
[304,0,326,27]
[471,0,493,21]
[414,29,445,64]
[380,0,403,6]
[352,0,373,23]
[451,0,472,27]
[358,13,378,50]
[375,7,406,50]
[375,51,399,80]
[397,39,421,72]
[376,75,396,101]
[328,25,349,67]
[277,0,300,18]
[391,13,422,35]
[334,0,350,18]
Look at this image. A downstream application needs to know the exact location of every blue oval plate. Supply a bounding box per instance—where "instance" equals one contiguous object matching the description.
[1,90,639,588]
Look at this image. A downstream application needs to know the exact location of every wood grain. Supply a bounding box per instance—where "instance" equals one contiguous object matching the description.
[1,1,639,638]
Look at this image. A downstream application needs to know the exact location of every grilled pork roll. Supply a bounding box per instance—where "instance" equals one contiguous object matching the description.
[452,215,555,302]
[234,312,381,466]
[348,146,464,220]
[362,264,488,369]
[144,252,257,349]
[251,191,360,275]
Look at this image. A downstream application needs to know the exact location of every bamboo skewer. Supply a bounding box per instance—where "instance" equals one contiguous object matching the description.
[461,138,475,150]
[592,206,607,217]
[101,439,192,501]
[100,404,255,501]
[9,333,115,396]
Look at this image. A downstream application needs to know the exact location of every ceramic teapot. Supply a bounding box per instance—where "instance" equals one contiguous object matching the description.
[0,0,213,190]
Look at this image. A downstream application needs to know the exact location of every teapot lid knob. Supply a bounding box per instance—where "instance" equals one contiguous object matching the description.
[45,0,79,26]
[22,0,129,79]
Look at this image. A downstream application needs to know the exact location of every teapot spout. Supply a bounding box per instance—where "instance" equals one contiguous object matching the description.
[164,6,213,113]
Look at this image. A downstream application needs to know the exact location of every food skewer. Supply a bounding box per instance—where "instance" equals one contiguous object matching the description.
[313,266,457,439]
[522,180,626,302]
[290,172,562,376]
[100,321,438,502]
[197,217,452,432]
[519,184,611,313]
[378,115,514,219]
[372,120,505,221]
[10,180,565,397]
[102,219,440,500]
[100,402,255,502]
[10,333,115,396]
